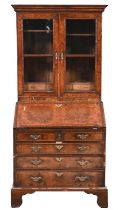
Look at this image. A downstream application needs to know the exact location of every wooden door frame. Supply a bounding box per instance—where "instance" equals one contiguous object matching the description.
[59,13,102,98]
[17,12,59,100]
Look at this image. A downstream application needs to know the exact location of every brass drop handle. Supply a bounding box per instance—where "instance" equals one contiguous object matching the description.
[76,133,88,140]
[31,159,42,165]
[77,146,89,151]
[30,176,43,182]
[77,160,89,166]
[75,176,89,182]
[31,146,42,152]
[30,134,41,140]
[55,157,64,162]
[56,172,64,177]
[55,145,64,150]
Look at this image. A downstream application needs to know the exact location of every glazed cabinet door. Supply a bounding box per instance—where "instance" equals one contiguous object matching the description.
[59,13,101,97]
[17,13,59,97]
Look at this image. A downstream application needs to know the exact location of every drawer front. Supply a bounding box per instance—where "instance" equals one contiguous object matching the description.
[64,132,104,141]
[15,156,104,170]
[15,130,104,142]
[15,132,55,141]
[15,170,104,188]
[16,142,104,155]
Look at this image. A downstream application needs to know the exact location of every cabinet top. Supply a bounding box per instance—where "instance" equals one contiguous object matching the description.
[12,4,107,101]
[12,5,107,13]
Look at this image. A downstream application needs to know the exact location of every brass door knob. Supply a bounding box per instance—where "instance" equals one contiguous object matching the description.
[55,51,58,60]
[60,52,64,60]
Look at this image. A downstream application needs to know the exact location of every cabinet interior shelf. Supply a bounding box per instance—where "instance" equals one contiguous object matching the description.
[66,54,95,57]
[24,54,53,57]
[24,30,53,33]
[24,54,95,58]
[66,33,95,36]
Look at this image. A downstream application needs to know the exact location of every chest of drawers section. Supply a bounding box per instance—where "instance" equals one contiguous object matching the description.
[14,128,105,189]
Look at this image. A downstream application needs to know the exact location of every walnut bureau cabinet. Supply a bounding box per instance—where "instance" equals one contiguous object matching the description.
[11,5,108,208]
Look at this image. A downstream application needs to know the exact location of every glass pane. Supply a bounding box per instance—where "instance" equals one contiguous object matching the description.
[24,32,53,54]
[24,57,53,91]
[23,19,53,30]
[23,19,54,92]
[66,36,95,54]
[66,19,95,34]
[65,58,95,91]
[65,19,96,92]
[66,58,95,82]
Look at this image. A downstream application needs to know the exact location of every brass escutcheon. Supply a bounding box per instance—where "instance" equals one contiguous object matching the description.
[55,145,64,150]
[55,104,63,108]
[31,146,42,152]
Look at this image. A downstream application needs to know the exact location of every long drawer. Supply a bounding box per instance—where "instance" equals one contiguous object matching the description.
[15,130,104,142]
[15,142,104,155]
[15,156,104,170]
[15,170,104,188]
